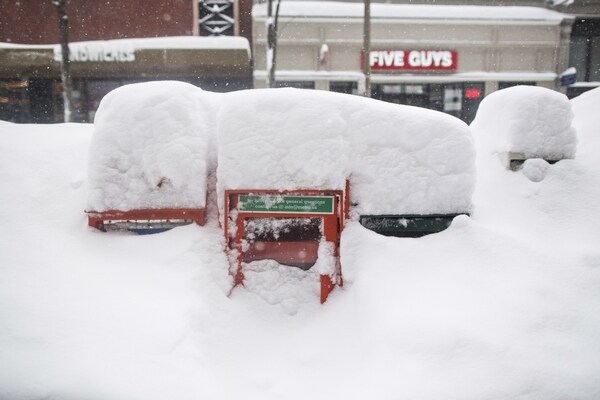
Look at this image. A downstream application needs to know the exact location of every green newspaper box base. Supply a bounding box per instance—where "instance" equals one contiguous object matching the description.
[359,214,466,238]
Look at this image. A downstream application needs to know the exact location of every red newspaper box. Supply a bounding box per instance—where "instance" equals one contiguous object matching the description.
[224,183,349,303]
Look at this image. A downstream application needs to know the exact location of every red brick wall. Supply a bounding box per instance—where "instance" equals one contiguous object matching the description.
[238,0,253,43]
[0,0,195,44]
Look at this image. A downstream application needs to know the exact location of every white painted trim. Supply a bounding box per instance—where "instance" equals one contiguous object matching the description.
[254,70,558,82]
[255,16,564,27]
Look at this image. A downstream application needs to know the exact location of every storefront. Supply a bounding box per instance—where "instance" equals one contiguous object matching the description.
[0,36,251,123]
[253,2,573,123]
[566,17,600,98]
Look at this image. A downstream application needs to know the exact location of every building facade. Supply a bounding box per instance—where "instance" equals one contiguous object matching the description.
[253,2,577,123]
[1,0,598,123]
[388,1,600,98]
[0,0,253,123]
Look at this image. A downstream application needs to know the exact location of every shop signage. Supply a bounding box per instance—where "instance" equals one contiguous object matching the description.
[239,195,334,214]
[54,42,136,63]
[366,50,457,71]
[559,67,576,86]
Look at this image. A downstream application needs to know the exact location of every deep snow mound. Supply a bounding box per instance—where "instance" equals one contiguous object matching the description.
[217,88,475,216]
[88,83,475,219]
[471,85,577,161]
[571,87,600,164]
[87,81,220,212]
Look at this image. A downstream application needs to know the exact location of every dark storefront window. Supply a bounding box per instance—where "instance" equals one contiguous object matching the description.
[499,81,536,90]
[84,77,252,122]
[592,36,600,82]
[198,0,235,36]
[1,77,252,124]
[86,80,121,122]
[191,76,253,93]
[275,81,316,89]
[0,79,94,123]
[0,79,65,123]
[569,18,600,83]
[330,81,358,95]
[0,80,32,123]
[371,82,484,124]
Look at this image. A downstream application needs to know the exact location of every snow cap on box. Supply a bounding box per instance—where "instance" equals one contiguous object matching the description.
[345,98,475,215]
[216,88,351,193]
[470,85,577,160]
[217,88,475,216]
[87,81,219,212]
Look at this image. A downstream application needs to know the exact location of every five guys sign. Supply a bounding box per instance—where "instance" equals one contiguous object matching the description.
[364,50,458,71]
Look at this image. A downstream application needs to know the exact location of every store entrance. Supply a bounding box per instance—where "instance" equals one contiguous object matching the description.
[371,82,484,124]
[0,79,59,123]
[373,83,432,108]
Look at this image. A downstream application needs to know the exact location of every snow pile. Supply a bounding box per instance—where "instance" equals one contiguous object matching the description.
[521,158,551,182]
[2,88,600,399]
[471,85,577,160]
[217,88,475,216]
[345,99,474,215]
[571,87,600,165]
[242,260,320,315]
[87,81,220,212]
[88,84,474,217]
[217,89,350,192]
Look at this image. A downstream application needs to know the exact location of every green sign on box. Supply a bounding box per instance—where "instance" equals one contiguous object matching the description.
[239,195,335,214]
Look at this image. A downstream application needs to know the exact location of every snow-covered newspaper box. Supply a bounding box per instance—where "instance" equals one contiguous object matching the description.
[217,89,350,304]
[344,97,475,237]
[470,85,577,171]
[217,88,475,303]
[86,81,216,233]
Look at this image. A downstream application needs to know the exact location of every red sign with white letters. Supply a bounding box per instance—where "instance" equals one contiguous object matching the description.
[363,50,458,71]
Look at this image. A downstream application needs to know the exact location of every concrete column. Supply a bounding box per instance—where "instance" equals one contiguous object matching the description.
[254,78,268,89]
[315,80,329,91]
[484,80,499,96]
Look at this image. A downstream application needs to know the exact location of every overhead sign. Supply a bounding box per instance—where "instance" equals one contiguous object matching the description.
[239,195,335,214]
[54,42,135,63]
[366,50,458,71]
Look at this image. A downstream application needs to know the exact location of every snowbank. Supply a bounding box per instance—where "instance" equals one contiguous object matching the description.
[216,88,351,192]
[2,87,600,400]
[87,81,220,212]
[89,83,475,217]
[470,85,577,161]
[571,87,600,165]
[345,98,474,215]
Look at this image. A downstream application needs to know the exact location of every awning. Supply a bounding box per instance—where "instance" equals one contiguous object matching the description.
[0,36,251,79]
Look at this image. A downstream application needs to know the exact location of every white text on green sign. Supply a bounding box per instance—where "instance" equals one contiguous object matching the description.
[239,195,335,214]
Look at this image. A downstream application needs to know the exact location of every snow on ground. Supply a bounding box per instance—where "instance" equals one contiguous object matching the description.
[1,88,600,399]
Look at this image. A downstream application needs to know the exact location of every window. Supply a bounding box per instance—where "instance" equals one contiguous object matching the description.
[329,81,358,95]
[0,80,32,123]
[591,36,600,81]
[0,79,66,123]
[371,82,484,124]
[86,80,121,121]
[499,81,536,90]
[569,18,600,82]
[198,0,235,36]
[275,81,315,89]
